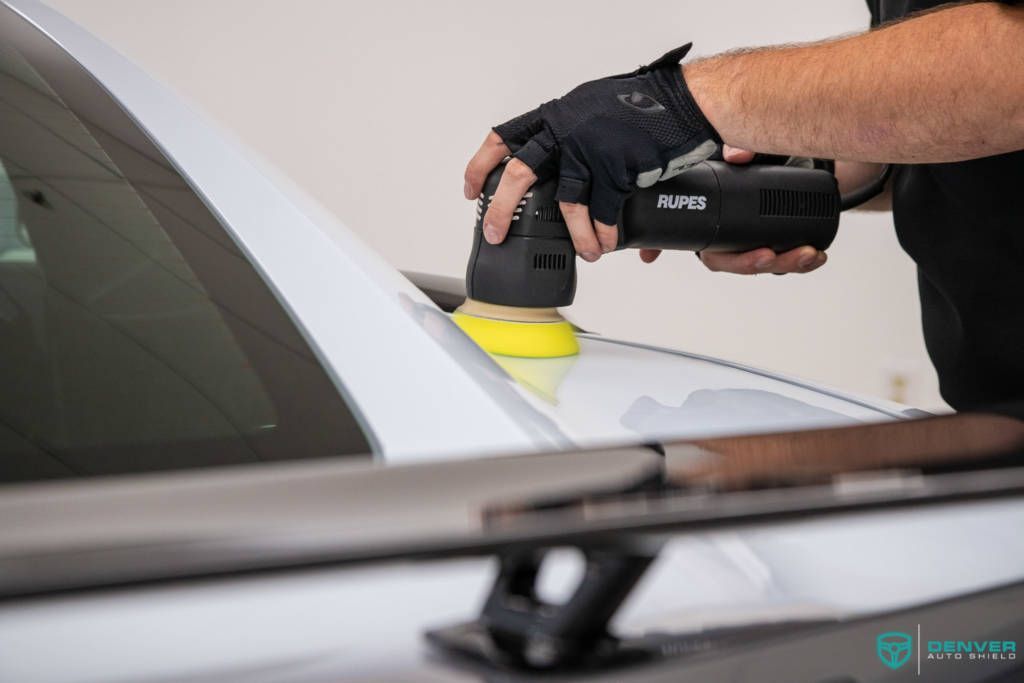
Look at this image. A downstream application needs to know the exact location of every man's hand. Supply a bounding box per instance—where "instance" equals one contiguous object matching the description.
[464,44,720,262]
[640,145,828,274]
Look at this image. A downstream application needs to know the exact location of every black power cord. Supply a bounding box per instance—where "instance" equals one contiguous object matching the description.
[840,163,893,211]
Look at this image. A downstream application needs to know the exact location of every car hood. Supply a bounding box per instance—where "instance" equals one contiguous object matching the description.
[389,316,908,464]
[523,333,900,435]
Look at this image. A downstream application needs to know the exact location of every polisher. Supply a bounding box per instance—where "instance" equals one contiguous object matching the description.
[453,158,843,359]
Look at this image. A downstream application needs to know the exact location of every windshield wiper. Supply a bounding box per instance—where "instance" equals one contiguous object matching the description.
[428,543,660,670]
[427,412,1024,672]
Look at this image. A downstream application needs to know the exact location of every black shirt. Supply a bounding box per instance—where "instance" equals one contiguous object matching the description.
[865,0,1024,414]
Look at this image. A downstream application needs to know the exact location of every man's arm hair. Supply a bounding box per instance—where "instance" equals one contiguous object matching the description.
[686,1,1024,163]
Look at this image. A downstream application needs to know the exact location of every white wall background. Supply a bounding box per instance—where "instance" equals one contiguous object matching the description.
[44,0,947,410]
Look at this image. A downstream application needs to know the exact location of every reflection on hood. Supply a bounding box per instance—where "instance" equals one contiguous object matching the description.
[621,389,860,437]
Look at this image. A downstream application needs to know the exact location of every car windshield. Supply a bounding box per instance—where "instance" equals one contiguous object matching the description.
[0,21,370,484]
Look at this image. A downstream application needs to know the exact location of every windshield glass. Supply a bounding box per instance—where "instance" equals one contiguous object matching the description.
[0,16,370,483]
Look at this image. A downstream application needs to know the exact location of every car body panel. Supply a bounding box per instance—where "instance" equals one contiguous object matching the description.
[495,333,904,451]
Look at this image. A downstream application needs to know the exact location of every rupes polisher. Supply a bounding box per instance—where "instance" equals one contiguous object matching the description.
[454,159,841,358]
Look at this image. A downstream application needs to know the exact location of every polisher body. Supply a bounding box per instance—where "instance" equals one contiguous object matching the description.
[465,160,840,311]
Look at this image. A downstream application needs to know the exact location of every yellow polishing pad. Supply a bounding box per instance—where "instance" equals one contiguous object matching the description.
[453,309,579,359]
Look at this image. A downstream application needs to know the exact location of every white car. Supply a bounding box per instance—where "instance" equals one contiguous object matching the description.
[0,1,1022,681]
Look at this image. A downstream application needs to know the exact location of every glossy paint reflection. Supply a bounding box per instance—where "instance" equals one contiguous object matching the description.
[621,389,856,439]
[459,332,904,452]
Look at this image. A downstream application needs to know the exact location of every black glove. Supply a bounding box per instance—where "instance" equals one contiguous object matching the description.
[493,44,721,226]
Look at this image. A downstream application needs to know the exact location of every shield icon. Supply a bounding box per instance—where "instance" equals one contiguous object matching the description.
[877,631,913,670]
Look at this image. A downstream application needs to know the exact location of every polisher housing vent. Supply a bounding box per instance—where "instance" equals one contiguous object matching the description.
[760,188,839,219]
[533,252,568,271]
[534,206,566,223]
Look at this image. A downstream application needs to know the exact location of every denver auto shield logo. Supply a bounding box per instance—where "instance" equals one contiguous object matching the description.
[874,626,1017,675]
[877,631,913,670]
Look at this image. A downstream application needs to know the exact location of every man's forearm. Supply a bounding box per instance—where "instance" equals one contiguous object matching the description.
[685,2,1024,163]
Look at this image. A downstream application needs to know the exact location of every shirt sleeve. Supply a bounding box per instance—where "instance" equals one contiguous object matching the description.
[865,0,881,28]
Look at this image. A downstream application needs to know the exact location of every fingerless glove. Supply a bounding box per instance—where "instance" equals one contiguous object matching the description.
[494,44,720,225]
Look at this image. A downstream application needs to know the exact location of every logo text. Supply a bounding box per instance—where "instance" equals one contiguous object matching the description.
[656,194,707,211]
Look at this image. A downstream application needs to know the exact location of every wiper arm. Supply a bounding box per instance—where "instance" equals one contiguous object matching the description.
[427,543,660,671]
[428,412,1024,673]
